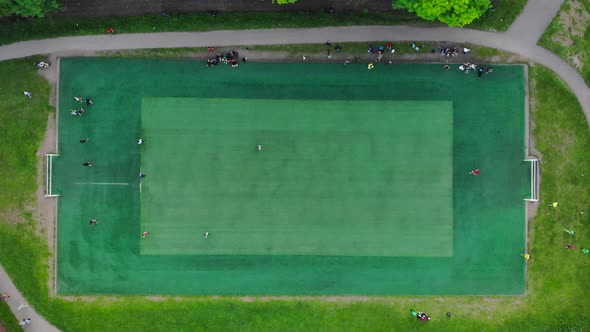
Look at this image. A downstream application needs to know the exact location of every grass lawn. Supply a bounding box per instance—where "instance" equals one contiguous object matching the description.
[467,0,528,31]
[539,0,590,85]
[0,1,527,47]
[0,57,588,330]
[0,301,23,332]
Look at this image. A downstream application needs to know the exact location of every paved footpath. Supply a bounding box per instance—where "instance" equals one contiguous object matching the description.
[0,2,585,331]
[0,265,59,331]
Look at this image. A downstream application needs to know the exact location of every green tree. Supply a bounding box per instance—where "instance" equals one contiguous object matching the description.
[0,0,60,18]
[393,0,492,27]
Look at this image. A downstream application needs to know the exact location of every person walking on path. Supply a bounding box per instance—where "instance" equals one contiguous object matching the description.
[564,228,575,235]
[0,293,9,301]
[19,318,31,326]
[0,266,61,332]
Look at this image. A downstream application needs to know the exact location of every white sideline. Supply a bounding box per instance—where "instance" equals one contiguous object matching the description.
[74,182,130,186]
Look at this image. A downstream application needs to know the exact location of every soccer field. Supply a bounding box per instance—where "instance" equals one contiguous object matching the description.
[141,98,453,257]
[54,58,529,295]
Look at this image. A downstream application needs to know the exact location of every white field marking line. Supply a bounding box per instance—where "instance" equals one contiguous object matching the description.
[75,182,130,186]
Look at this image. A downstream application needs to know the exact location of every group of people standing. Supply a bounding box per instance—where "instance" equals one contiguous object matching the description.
[70,96,93,116]
[206,50,243,68]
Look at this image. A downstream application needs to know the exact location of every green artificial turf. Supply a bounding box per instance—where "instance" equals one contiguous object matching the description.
[54,58,528,295]
[140,98,453,257]
[1,58,589,332]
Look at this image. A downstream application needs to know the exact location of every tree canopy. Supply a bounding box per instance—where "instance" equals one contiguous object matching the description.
[0,0,60,18]
[393,0,492,27]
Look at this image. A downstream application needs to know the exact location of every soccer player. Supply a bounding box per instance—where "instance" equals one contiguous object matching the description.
[141,231,150,238]
[204,232,209,239]
[74,96,83,102]
[80,138,89,143]
[138,138,143,145]
[257,144,262,151]
[86,98,93,105]
[82,162,93,167]
[139,172,146,178]
[521,253,530,260]
[469,168,480,176]
[89,219,98,226]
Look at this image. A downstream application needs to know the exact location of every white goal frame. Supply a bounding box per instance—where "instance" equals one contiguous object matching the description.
[45,153,60,197]
[524,158,538,202]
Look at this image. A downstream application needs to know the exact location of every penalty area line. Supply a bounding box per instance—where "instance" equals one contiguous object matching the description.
[75,182,130,186]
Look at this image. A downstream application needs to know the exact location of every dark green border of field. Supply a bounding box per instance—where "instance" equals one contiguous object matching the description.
[54,58,528,295]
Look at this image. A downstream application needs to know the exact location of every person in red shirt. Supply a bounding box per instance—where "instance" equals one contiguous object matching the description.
[565,244,576,249]
[469,168,480,176]
[141,231,149,238]
[106,27,114,35]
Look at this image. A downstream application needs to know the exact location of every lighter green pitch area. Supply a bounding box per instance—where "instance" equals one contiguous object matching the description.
[140,98,453,257]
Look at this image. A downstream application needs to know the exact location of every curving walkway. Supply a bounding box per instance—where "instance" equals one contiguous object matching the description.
[0,1,586,331]
[0,266,59,331]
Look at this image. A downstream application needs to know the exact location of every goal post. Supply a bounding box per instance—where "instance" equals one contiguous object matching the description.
[524,158,538,202]
[45,153,60,198]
